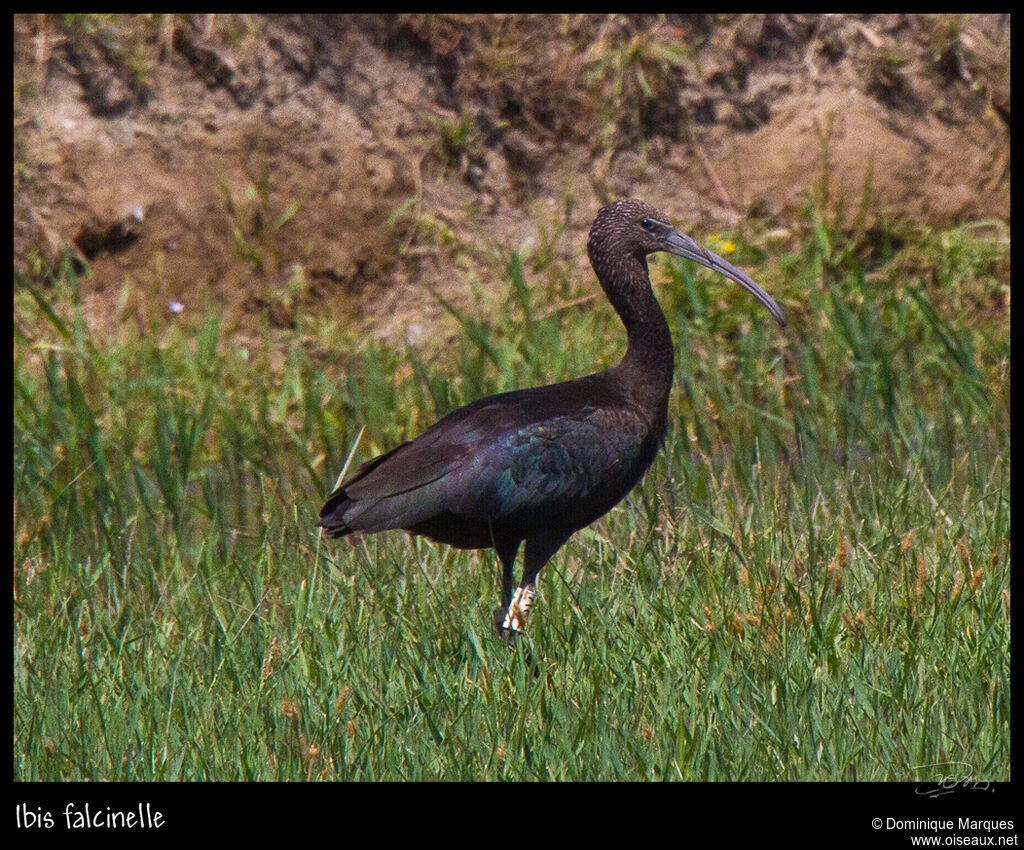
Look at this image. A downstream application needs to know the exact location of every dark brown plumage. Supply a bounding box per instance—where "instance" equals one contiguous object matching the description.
[320,199,784,641]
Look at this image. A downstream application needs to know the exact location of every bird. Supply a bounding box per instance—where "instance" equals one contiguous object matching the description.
[319,199,785,643]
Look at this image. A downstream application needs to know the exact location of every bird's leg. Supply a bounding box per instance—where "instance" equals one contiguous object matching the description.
[492,538,521,638]
[497,532,569,643]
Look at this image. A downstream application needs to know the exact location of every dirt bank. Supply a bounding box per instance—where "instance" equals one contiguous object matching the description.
[13,14,1010,344]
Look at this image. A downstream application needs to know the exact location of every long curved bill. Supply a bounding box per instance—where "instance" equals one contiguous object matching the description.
[664,228,786,327]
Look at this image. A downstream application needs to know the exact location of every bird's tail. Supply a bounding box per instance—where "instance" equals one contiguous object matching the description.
[318,489,354,538]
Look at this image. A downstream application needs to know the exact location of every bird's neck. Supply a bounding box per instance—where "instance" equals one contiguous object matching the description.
[598,255,675,420]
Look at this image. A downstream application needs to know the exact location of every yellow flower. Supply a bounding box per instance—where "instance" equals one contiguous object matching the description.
[708,235,736,254]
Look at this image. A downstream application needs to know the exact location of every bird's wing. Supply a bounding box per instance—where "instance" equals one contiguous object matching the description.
[327,389,647,536]
[325,386,652,533]
[464,406,654,522]
[322,432,467,532]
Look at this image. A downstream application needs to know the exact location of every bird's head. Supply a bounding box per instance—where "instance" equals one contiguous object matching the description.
[588,199,785,327]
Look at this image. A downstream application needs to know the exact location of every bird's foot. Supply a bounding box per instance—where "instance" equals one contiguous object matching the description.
[494,585,535,647]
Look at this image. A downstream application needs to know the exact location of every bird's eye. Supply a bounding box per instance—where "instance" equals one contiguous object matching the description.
[640,218,656,231]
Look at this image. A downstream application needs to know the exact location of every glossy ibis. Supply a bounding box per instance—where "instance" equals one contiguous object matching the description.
[319,199,784,643]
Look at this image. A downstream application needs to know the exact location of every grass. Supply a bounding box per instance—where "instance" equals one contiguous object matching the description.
[13,196,1009,781]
